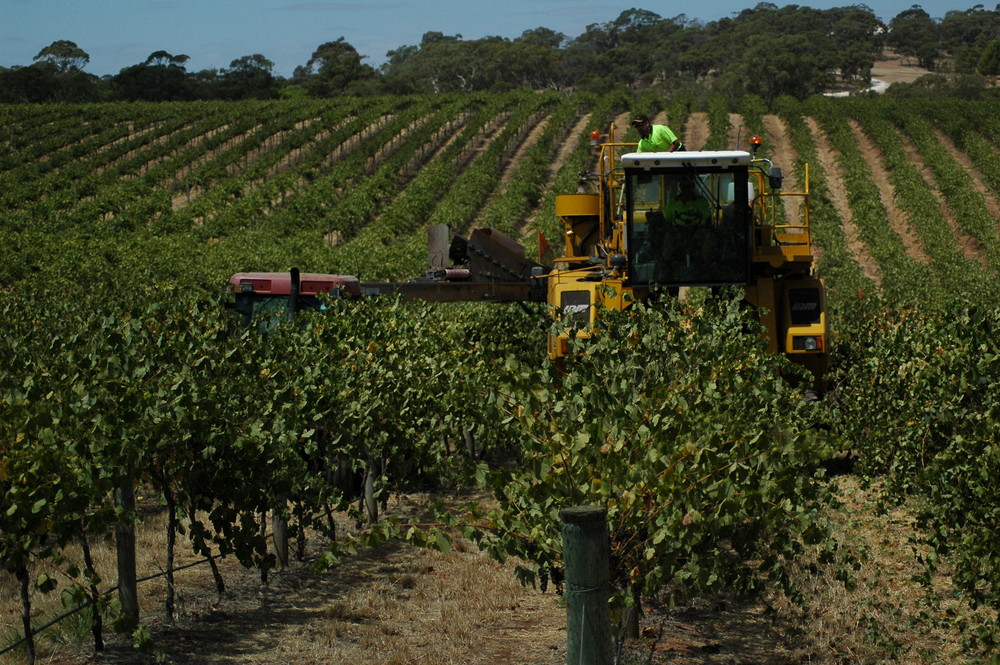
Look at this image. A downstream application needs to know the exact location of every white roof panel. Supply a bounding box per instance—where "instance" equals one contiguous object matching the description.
[621,150,752,169]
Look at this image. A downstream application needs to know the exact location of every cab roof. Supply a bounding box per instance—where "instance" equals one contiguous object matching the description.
[230,272,361,296]
[621,150,752,169]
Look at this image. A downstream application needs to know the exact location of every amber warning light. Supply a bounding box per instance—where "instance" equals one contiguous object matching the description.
[749,135,763,153]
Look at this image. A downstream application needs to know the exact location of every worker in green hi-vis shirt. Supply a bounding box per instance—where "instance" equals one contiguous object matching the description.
[630,114,685,152]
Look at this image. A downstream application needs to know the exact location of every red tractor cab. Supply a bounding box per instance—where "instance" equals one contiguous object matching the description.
[228,269,362,327]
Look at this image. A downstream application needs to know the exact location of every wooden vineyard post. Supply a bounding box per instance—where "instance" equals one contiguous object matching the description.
[272,497,289,570]
[363,455,378,524]
[115,472,139,626]
[560,505,612,665]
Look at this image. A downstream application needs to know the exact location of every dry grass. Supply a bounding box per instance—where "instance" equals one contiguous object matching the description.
[2,479,996,665]
[0,491,568,665]
[766,475,997,664]
[613,475,996,665]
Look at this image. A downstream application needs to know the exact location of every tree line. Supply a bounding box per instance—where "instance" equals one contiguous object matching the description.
[3,3,1000,105]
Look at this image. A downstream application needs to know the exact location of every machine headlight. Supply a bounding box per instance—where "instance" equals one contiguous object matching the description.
[792,335,822,351]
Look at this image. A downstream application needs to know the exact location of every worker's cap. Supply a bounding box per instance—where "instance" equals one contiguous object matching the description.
[630,114,651,126]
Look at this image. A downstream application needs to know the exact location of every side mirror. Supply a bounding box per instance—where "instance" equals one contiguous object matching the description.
[768,166,783,191]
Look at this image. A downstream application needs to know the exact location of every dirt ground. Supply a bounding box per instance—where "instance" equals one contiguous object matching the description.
[0,491,803,665]
[3,475,995,665]
[0,476,995,665]
[870,50,932,87]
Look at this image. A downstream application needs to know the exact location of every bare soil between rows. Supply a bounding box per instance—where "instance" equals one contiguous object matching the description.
[5,475,994,665]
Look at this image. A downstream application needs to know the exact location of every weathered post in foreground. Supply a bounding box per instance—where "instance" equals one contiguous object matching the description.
[271,497,289,571]
[560,505,613,665]
[115,472,139,626]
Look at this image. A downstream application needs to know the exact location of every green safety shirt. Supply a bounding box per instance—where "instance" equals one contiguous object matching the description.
[637,124,679,152]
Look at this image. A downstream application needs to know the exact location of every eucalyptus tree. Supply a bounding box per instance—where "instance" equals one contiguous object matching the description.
[295,37,377,97]
[114,51,194,101]
[32,40,90,72]
[886,6,941,69]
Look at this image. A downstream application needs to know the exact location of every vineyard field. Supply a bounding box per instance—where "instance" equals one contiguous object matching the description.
[2,92,999,664]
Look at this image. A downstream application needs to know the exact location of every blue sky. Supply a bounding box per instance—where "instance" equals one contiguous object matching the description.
[0,0,985,78]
